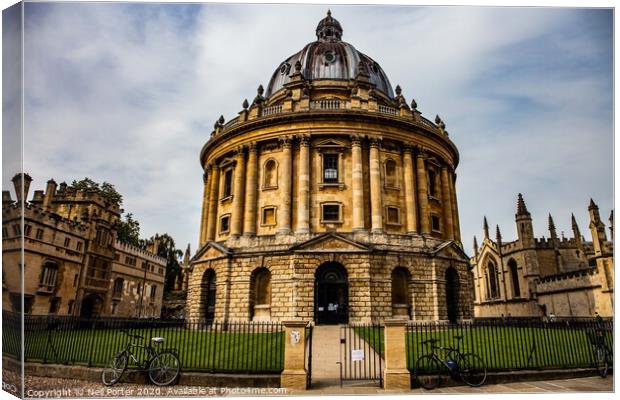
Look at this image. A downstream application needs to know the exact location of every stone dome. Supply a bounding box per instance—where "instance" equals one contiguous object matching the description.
[265,11,394,98]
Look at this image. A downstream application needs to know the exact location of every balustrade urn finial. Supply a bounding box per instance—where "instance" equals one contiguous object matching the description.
[411,99,417,111]
[242,99,249,110]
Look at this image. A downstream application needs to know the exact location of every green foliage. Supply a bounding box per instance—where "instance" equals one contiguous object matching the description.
[117,213,141,247]
[144,233,183,292]
[69,178,123,206]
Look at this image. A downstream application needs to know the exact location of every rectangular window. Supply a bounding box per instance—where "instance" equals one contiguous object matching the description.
[24,225,32,237]
[387,207,400,225]
[223,169,233,198]
[73,274,79,287]
[13,225,21,236]
[36,228,44,240]
[67,300,75,315]
[2,227,8,237]
[158,267,164,275]
[428,170,437,197]
[322,204,341,222]
[49,297,60,314]
[431,215,441,232]
[323,154,339,183]
[114,253,120,261]
[150,285,157,300]
[142,262,148,270]
[76,242,83,252]
[220,215,230,233]
[262,207,276,226]
[64,237,71,247]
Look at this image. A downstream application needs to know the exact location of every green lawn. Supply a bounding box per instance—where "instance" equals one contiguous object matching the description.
[20,326,284,373]
[352,324,613,372]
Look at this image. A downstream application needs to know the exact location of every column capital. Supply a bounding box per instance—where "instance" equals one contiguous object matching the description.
[234,145,246,156]
[350,134,363,146]
[415,146,428,159]
[248,141,259,153]
[206,163,213,172]
[298,134,311,146]
[280,136,294,149]
[369,137,382,148]
[402,143,414,153]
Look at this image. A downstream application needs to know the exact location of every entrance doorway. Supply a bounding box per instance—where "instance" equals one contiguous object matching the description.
[314,262,348,325]
[80,294,103,318]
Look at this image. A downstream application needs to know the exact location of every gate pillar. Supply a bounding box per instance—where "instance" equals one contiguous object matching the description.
[281,320,309,390]
[383,319,411,389]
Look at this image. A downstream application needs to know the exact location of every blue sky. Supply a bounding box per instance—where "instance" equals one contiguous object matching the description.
[3,3,614,253]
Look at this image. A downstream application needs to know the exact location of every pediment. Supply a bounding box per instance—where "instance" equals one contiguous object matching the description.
[431,240,470,263]
[192,241,232,263]
[290,232,371,252]
[315,138,347,148]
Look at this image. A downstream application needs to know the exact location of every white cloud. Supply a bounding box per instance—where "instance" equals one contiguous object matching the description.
[14,4,613,252]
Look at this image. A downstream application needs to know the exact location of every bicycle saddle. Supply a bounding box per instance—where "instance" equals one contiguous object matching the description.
[151,337,165,344]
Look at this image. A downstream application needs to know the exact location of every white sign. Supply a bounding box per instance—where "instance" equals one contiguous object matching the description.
[290,330,300,346]
[351,349,365,361]
[318,307,324,311]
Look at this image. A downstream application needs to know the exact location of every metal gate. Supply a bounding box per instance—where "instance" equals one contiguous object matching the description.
[304,324,313,389]
[338,323,384,387]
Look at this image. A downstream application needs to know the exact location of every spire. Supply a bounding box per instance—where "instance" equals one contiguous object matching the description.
[183,243,191,265]
[548,213,557,240]
[571,213,582,239]
[495,225,502,247]
[516,193,530,216]
[483,216,489,239]
[589,198,597,210]
[473,236,479,258]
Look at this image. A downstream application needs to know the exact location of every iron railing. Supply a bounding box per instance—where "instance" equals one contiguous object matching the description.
[406,318,613,373]
[3,311,284,374]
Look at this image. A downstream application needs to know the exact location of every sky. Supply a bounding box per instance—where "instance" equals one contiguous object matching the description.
[2,2,614,255]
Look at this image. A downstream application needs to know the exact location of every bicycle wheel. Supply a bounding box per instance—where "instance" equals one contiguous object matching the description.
[458,353,487,387]
[596,348,609,378]
[101,351,128,386]
[415,355,444,390]
[148,351,180,386]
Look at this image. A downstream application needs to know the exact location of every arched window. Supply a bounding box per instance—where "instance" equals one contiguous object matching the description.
[263,159,278,189]
[250,268,272,321]
[201,269,216,322]
[113,278,124,298]
[391,267,410,318]
[445,267,460,323]
[486,261,499,299]
[428,169,438,197]
[508,259,520,298]
[385,159,398,188]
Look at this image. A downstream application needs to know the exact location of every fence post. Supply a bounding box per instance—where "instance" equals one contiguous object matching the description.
[383,319,410,390]
[280,320,309,391]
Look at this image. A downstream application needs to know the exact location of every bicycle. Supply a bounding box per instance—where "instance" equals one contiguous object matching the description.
[101,329,181,386]
[586,327,612,378]
[414,336,487,390]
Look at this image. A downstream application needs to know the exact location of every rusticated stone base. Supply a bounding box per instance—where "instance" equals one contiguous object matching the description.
[383,369,411,390]
[280,369,307,390]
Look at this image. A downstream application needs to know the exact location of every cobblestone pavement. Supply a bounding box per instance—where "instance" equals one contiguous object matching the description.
[2,368,614,398]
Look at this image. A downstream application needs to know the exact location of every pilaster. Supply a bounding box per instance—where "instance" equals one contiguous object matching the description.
[402,146,417,234]
[243,142,259,237]
[206,164,220,241]
[278,136,293,235]
[351,134,365,231]
[231,146,246,238]
[415,148,430,234]
[296,135,311,234]
[369,138,383,233]
[440,166,454,240]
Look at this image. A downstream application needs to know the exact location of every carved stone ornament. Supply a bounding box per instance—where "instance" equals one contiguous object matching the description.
[290,330,301,346]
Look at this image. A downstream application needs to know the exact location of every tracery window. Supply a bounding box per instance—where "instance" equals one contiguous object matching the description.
[508,259,520,298]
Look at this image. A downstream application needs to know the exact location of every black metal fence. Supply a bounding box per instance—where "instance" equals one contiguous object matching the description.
[339,323,384,387]
[406,318,613,372]
[3,312,284,374]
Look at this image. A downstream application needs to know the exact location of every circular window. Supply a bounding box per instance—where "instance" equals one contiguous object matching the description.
[372,62,379,73]
[323,51,336,64]
[279,63,290,75]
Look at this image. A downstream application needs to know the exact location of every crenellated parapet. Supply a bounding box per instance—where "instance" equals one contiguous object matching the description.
[114,240,167,266]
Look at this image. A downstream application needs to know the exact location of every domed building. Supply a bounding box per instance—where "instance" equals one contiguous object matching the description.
[187,11,472,324]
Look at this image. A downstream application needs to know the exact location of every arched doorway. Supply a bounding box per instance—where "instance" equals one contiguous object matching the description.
[391,267,411,318]
[250,268,272,321]
[445,267,459,323]
[80,294,103,318]
[201,269,217,322]
[315,262,348,325]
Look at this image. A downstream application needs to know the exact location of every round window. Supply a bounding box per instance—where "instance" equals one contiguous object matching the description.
[323,51,336,64]
[280,63,290,75]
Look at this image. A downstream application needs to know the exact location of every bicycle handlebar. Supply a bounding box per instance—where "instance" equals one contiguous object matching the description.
[421,338,439,346]
[121,329,145,340]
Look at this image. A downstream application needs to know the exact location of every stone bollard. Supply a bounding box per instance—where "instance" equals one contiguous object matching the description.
[383,319,411,390]
[280,320,309,390]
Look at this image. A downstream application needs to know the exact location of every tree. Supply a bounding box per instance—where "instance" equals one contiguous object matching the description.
[117,213,141,247]
[145,233,183,293]
[69,177,123,206]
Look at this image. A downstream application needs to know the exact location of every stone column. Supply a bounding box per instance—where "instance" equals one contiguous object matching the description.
[440,166,454,240]
[415,149,430,234]
[231,147,246,238]
[278,136,293,235]
[243,142,259,237]
[383,319,411,389]
[280,321,308,390]
[369,138,383,233]
[402,146,417,234]
[351,135,365,231]
[296,135,310,234]
[198,169,211,245]
[206,164,220,241]
[450,170,462,243]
